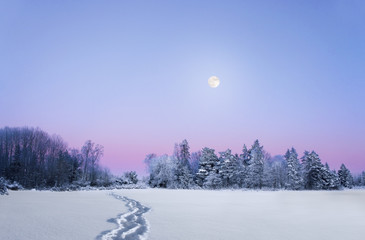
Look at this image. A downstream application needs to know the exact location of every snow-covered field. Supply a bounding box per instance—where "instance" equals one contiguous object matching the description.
[1,189,365,240]
[0,190,129,240]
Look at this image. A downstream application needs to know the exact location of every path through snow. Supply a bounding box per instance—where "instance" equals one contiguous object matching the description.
[98,193,150,240]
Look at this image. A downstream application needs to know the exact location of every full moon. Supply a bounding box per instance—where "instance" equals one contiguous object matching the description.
[208,76,220,88]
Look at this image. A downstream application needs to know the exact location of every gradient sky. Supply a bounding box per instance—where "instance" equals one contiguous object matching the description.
[1,0,364,175]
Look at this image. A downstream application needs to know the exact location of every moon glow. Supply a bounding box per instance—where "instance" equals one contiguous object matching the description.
[208,76,220,88]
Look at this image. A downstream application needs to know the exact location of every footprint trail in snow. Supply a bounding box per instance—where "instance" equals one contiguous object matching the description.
[99,193,150,240]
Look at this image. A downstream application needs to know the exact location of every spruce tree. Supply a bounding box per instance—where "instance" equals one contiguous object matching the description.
[204,171,222,189]
[284,148,303,190]
[301,151,326,190]
[239,144,252,187]
[362,171,365,186]
[321,163,340,190]
[219,149,240,188]
[338,164,353,188]
[246,140,264,189]
[196,147,220,187]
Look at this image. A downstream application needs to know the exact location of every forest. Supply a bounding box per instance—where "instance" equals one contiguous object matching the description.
[145,139,365,190]
[1,127,365,195]
[0,127,115,192]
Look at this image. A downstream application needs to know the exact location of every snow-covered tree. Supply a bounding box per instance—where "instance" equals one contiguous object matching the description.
[147,154,176,188]
[196,147,220,187]
[144,153,157,173]
[338,164,353,189]
[0,177,8,195]
[301,151,328,190]
[190,151,201,175]
[284,148,303,190]
[234,153,244,187]
[246,140,264,189]
[173,140,194,188]
[263,155,287,189]
[320,163,341,190]
[175,162,194,189]
[123,171,138,184]
[0,127,113,189]
[81,140,104,184]
[239,144,251,187]
[204,171,222,189]
[178,140,191,166]
[219,149,241,188]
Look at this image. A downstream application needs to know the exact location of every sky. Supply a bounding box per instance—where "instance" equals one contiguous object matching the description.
[1,0,364,175]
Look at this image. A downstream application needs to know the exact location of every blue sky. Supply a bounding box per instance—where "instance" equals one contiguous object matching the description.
[1,0,364,174]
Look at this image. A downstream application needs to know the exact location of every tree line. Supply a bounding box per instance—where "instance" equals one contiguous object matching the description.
[145,139,365,190]
[0,127,112,189]
[1,127,364,191]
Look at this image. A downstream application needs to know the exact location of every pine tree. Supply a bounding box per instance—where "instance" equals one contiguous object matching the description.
[284,148,303,190]
[234,153,244,187]
[338,164,353,188]
[204,171,222,189]
[196,147,220,187]
[240,144,251,187]
[301,151,327,190]
[219,149,240,188]
[321,163,340,190]
[240,144,251,166]
[246,140,264,189]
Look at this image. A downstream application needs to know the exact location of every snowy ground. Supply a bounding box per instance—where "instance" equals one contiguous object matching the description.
[1,189,365,240]
[0,190,127,240]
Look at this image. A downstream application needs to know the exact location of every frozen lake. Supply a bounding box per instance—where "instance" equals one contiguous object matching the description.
[1,189,365,240]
